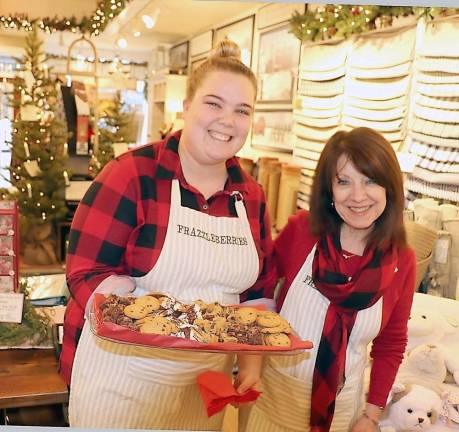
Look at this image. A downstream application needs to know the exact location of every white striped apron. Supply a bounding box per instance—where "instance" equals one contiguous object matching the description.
[69,179,260,430]
[241,245,383,432]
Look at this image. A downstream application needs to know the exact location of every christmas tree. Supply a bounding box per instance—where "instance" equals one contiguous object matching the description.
[90,91,131,176]
[1,27,68,265]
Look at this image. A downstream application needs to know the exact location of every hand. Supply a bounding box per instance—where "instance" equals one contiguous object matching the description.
[84,275,136,318]
[351,414,380,432]
[234,354,263,394]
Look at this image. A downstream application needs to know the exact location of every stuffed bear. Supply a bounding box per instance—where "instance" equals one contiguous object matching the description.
[380,383,442,431]
[399,342,459,387]
[408,295,459,354]
[397,344,447,390]
[407,308,449,352]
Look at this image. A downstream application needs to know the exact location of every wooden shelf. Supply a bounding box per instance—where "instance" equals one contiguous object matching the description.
[0,349,68,409]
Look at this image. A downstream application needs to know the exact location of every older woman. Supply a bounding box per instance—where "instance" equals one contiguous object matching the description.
[241,127,416,432]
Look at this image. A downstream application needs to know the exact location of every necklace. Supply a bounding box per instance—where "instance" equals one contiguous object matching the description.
[342,251,357,259]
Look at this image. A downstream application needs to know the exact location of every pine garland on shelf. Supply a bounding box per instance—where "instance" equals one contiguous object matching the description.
[0,281,52,348]
[290,5,459,43]
[0,0,131,36]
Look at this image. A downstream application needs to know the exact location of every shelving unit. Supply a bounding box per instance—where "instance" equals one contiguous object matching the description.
[148,74,187,142]
[0,200,18,293]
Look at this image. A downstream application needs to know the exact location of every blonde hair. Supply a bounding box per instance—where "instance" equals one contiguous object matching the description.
[186,39,257,100]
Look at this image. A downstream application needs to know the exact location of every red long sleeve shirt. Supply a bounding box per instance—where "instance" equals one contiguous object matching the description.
[275,210,416,407]
[60,131,277,384]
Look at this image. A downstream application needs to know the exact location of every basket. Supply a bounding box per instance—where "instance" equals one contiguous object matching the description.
[405,221,438,290]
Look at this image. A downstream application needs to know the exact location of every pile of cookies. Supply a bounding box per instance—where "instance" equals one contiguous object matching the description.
[100,293,292,347]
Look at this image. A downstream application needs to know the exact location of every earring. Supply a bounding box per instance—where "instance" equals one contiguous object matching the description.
[331,201,334,207]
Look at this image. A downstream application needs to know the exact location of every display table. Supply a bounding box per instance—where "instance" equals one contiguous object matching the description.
[0,349,68,409]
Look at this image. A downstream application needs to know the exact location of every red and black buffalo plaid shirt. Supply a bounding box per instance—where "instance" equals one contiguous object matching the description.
[60,131,277,384]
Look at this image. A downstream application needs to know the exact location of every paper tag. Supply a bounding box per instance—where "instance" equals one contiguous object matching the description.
[23,160,42,177]
[0,292,24,323]
[434,237,450,265]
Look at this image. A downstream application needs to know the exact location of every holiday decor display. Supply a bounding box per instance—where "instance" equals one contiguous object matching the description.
[0,27,68,265]
[289,5,459,43]
[90,91,132,176]
[0,279,52,347]
[0,201,19,293]
[0,0,131,36]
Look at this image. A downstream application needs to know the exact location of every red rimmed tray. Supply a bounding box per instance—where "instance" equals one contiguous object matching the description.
[90,293,313,354]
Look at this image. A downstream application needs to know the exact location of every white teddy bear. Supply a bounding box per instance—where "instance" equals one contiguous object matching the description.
[380,383,442,431]
[398,344,446,387]
[398,344,459,388]
[408,295,459,354]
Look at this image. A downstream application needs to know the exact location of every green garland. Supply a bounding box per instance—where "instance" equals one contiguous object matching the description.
[0,0,131,36]
[0,281,52,347]
[290,5,459,42]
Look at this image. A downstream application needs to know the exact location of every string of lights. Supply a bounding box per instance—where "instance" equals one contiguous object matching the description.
[289,5,459,42]
[0,0,131,36]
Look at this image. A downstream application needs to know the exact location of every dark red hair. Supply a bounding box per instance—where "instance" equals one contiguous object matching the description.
[309,127,407,249]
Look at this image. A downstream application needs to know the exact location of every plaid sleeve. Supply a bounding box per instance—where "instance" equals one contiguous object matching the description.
[239,186,277,302]
[66,157,139,310]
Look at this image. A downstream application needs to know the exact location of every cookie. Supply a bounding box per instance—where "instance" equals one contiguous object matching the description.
[206,302,224,315]
[194,319,212,332]
[139,316,178,335]
[124,304,149,319]
[220,334,239,343]
[211,316,228,335]
[193,300,208,311]
[134,296,160,310]
[264,333,291,347]
[191,328,216,343]
[235,307,259,325]
[260,321,292,334]
[257,311,282,328]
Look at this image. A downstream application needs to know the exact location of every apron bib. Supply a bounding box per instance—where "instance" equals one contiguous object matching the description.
[241,245,383,432]
[69,179,259,430]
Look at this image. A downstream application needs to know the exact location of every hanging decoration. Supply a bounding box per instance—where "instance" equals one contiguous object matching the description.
[0,0,131,36]
[289,5,459,43]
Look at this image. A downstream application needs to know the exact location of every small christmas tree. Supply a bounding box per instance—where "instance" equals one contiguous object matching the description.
[1,26,68,265]
[90,91,131,176]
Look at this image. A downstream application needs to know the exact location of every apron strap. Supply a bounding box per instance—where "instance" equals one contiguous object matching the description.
[231,191,248,220]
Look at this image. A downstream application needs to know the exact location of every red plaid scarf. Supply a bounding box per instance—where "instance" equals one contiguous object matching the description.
[310,233,398,431]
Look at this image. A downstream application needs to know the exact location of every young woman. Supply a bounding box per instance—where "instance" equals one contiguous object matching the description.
[61,40,276,430]
[241,127,416,432]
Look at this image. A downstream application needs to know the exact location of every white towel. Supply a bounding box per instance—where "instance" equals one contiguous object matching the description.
[300,67,345,81]
[416,57,459,74]
[417,82,459,98]
[298,77,345,97]
[417,71,459,85]
[344,105,406,121]
[346,76,410,100]
[349,61,411,79]
[349,26,416,69]
[342,115,404,132]
[419,16,459,58]
[295,94,343,110]
[412,117,459,139]
[414,105,459,124]
[410,131,459,149]
[346,95,407,110]
[415,94,459,110]
[300,40,349,72]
